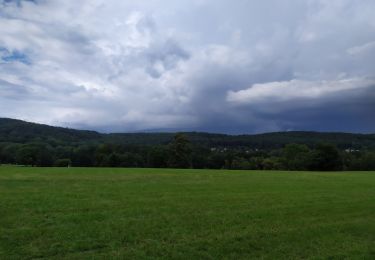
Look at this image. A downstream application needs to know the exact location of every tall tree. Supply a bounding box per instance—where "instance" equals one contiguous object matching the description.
[168,133,192,168]
[282,144,311,170]
[309,143,342,171]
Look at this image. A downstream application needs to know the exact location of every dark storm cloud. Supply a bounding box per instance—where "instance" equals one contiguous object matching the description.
[0,0,374,133]
[226,79,375,133]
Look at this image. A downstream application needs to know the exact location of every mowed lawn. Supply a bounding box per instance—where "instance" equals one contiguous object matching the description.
[0,167,374,259]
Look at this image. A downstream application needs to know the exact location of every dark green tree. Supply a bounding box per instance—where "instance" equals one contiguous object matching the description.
[309,143,342,171]
[360,151,375,170]
[72,145,95,166]
[15,144,54,166]
[231,157,253,170]
[191,146,211,169]
[119,152,144,167]
[168,133,192,168]
[282,144,311,170]
[0,143,21,164]
[207,152,226,169]
[101,153,122,167]
[147,146,168,168]
[262,157,283,170]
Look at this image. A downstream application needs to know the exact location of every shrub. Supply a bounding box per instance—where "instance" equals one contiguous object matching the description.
[54,158,72,167]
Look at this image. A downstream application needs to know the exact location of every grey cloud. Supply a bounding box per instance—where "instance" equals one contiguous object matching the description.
[145,40,190,78]
[0,78,30,99]
[2,0,37,6]
[0,0,374,133]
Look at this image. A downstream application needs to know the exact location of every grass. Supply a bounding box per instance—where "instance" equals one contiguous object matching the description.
[0,167,374,259]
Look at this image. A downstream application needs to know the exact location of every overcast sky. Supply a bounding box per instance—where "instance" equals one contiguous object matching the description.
[0,0,374,133]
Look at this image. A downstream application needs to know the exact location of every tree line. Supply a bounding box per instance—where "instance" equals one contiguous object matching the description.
[1,133,374,171]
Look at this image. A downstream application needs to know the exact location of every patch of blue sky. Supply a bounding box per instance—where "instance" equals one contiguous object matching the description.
[0,47,31,65]
[2,0,37,7]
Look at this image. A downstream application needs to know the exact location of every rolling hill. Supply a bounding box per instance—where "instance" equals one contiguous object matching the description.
[1,118,374,149]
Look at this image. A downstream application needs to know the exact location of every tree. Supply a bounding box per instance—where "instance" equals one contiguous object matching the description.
[207,152,226,169]
[168,133,192,168]
[101,153,122,167]
[147,146,168,168]
[231,157,253,170]
[36,146,54,166]
[309,143,342,171]
[72,145,95,166]
[282,144,311,170]
[118,152,144,167]
[342,151,362,170]
[15,143,54,166]
[262,157,283,170]
[191,146,211,169]
[15,146,35,166]
[360,151,375,170]
[0,143,21,164]
[95,144,114,166]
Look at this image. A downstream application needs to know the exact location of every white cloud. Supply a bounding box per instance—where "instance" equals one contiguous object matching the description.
[227,78,375,104]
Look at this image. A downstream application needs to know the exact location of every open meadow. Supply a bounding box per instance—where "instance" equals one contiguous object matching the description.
[0,166,374,259]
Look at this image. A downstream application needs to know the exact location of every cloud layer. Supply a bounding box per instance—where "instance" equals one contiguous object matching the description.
[0,0,374,133]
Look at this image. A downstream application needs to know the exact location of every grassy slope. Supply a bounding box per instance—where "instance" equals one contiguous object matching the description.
[0,167,374,259]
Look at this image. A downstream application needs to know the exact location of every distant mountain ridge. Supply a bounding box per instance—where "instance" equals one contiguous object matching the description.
[0,118,374,149]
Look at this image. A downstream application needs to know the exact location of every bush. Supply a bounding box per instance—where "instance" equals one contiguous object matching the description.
[231,157,253,170]
[54,159,72,167]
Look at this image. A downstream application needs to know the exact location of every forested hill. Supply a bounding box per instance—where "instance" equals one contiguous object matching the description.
[0,118,101,143]
[0,118,375,149]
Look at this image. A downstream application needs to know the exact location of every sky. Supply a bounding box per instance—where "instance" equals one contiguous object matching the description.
[0,0,374,134]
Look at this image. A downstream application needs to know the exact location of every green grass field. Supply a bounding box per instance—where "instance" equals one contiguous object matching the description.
[0,167,374,259]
